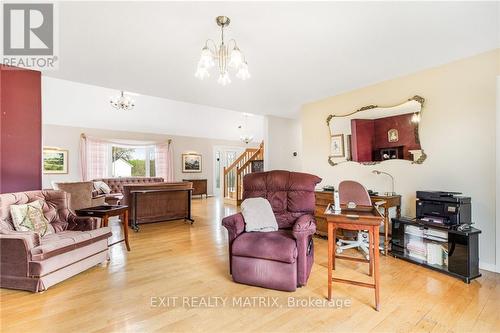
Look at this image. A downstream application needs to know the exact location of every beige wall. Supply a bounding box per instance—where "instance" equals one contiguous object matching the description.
[42,124,254,195]
[301,49,500,268]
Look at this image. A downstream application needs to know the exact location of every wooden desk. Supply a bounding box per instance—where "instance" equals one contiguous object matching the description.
[370,194,401,255]
[76,205,130,251]
[314,190,333,236]
[326,205,383,311]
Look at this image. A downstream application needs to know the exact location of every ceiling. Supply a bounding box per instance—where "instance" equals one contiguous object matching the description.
[46,1,499,118]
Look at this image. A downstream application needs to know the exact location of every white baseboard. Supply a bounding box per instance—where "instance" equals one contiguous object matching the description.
[479,261,499,273]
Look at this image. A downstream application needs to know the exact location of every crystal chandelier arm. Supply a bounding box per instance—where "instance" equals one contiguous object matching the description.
[204,39,218,54]
[227,39,238,50]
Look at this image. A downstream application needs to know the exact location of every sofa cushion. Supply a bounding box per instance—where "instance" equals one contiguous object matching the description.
[10,200,54,237]
[30,228,111,261]
[93,181,111,194]
[232,230,297,264]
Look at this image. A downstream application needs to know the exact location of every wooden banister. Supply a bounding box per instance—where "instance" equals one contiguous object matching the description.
[224,148,258,176]
[223,141,264,204]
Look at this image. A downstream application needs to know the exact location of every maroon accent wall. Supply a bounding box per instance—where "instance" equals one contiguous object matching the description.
[0,65,42,193]
[373,113,421,159]
[350,113,421,162]
[351,119,374,162]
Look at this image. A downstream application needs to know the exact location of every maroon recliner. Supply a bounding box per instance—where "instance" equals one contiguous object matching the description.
[222,170,321,291]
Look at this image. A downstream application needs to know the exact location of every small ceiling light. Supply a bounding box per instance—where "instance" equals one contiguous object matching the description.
[110,91,135,111]
[238,114,254,144]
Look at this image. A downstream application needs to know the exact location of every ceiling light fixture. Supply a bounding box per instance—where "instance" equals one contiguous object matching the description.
[110,91,135,111]
[195,16,250,86]
[238,113,254,144]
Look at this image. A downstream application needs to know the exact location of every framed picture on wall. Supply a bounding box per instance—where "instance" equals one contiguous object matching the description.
[388,129,399,142]
[43,148,68,174]
[182,153,202,173]
[330,134,345,157]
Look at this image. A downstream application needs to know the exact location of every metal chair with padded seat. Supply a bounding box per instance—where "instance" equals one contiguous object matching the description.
[336,180,384,259]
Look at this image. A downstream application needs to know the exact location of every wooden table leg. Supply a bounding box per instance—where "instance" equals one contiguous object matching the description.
[102,215,109,228]
[332,227,336,270]
[368,228,374,276]
[384,206,389,256]
[374,226,381,311]
[122,210,130,251]
[328,223,333,301]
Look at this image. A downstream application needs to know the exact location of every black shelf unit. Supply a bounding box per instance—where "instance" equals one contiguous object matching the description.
[391,217,481,283]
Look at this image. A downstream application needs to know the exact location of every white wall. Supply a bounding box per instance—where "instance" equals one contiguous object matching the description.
[42,124,255,195]
[301,50,499,269]
[496,76,500,272]
[264,115,302,171]
[41,77,264,143]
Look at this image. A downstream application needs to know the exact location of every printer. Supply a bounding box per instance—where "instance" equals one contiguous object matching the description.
[416,191,471,227]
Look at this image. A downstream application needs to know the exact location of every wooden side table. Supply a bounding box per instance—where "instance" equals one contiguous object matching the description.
[370,194,401,255]
[325,205,383,311]
[76,205,130,251]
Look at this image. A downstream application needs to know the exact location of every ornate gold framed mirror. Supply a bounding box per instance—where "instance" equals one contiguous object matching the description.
[326,95,426,166]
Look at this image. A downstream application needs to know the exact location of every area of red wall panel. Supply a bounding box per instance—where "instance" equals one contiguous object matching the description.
[0,65,42,193]
[373,113,421,159]
[351,119,374,162]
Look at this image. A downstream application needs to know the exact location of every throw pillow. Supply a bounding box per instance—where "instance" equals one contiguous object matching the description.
[93,181,111,194]
[10,200,53,236]
[241,197,278,232]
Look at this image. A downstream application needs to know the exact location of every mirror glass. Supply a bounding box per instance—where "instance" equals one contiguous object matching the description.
[327,96,426,166]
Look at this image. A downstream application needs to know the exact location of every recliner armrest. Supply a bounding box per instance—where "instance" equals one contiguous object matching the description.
[292,214,316,237]
[222,213,246,242]
[67,215,98,231]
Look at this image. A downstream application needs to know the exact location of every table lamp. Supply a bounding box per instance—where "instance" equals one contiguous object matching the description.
[372,170,396,196]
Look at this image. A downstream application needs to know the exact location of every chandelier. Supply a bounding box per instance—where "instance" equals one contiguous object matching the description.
[195,16,250,86]
[238,114,254,144]
[110,91,135,111]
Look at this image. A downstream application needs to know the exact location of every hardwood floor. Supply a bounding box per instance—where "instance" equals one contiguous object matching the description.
[1,197,499,332]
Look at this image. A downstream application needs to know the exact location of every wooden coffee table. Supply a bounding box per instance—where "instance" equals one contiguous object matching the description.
[76,205,130,251]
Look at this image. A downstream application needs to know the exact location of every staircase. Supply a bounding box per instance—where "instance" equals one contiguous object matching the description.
[223,141,264,205]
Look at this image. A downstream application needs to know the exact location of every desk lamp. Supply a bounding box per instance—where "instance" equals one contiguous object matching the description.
[372,170,395,196]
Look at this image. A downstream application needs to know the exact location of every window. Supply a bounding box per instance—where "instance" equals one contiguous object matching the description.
[111,145,155,177]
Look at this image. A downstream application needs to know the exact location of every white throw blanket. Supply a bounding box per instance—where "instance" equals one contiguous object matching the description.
[241,197,278,232]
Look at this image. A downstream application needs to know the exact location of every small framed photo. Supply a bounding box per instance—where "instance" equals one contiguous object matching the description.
[388,129,399,143]
[330,134,345,157]
[182,153,202,173]
[43,148,68,174]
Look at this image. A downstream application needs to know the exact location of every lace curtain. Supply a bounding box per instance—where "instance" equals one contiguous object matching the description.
[155,140,174,182]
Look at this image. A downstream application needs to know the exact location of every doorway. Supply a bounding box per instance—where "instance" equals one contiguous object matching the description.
[213,146,244,197]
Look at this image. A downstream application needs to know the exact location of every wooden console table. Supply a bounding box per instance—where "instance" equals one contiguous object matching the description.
[370,194,401,255]
[182,179,207,198]
[130,188,194,231]
[76,205,130,251]
[325,205,383,311]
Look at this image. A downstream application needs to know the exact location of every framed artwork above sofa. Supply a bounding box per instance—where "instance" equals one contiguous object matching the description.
[43,148,68,174]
